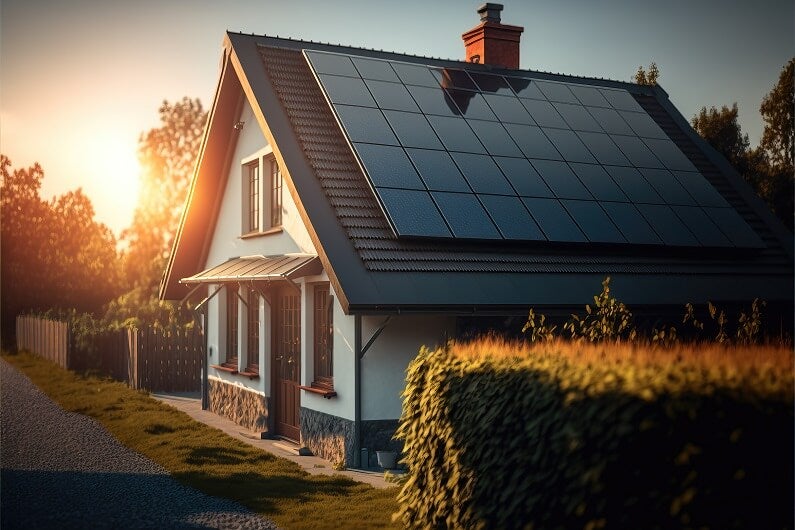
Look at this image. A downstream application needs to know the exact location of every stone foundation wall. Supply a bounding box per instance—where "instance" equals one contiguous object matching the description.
[208,379,269,433]
[361,419,401,468]
[299,407,354,467]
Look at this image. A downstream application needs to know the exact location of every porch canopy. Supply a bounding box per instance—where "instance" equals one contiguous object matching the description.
[179,254,322,285]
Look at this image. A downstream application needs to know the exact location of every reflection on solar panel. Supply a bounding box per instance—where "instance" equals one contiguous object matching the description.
[305,50,764,249]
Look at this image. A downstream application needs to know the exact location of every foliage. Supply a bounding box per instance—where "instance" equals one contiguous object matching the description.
[121,97,207,295]
[759,58,794,170]
[692,58,794,230]
[1,156,121,341]
[395,338,793,529]
[562,277,636,342]
[634,62,659,85]
[523,277,785,347]
[4,351,399,530]
[520,308,557,342]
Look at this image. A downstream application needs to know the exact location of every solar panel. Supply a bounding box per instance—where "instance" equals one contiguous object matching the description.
[587,107,634,135]
[569,163,628,202]
[569,85,611,108]
[432,68,477,91]
[336,105,398,145]
[446,90,497,120]
[353,143,425,189]
[504,124,562,160]
[521,99,568,128]
[505,77,546,100]
[494,156,553,198]
[406,149,470,192]
[535,81,580,104]
[563,200,626,243]
[452,153,515,195]
[306,50,762,249]
[352,57,400,82]
[554,103,603,132]
[530,159,592,200]
[468,120,524,157]
[375,188,451,237]
[433,192,501,239]
[523,198,587,242]
[318,74,376,106]
[637,204,699,246]
[366,80,420,112]
[601,202,662,244]
[427,115,486,153]
[383,111,443,150]
[480,194,546,240]
[544,128,597,163]
[482,94,535,125]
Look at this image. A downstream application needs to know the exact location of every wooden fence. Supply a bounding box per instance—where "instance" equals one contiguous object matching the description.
[15,316,204,393]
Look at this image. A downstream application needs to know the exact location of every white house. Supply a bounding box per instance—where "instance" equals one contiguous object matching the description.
[160,4,793,467]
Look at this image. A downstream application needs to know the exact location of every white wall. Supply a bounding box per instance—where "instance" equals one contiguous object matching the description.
[361,314,455,420]
[204,97,316,396]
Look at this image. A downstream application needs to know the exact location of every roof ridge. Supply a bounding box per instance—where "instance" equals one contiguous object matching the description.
[231,30,642,89]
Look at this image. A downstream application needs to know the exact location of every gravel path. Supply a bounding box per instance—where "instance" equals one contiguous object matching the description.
[0,358,278,529]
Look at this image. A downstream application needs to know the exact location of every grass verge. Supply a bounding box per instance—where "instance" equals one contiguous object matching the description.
[2,351,398,530]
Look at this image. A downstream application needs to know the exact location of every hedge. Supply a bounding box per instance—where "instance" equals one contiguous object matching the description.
[395,340,793,529]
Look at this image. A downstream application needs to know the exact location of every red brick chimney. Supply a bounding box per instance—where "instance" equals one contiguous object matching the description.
[462,3,524,69]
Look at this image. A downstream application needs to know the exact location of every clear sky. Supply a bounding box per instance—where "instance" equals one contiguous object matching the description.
[2,0,792,236]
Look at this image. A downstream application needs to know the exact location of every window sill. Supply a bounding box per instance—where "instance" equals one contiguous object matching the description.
[299,385,337,399]
[211,364,238,374]
[240,226,283,240]
[239,370,260,380]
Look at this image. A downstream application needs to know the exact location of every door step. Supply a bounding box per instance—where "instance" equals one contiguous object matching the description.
[273,441,313,456]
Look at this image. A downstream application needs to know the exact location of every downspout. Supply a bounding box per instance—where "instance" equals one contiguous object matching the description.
[353,314,362,468]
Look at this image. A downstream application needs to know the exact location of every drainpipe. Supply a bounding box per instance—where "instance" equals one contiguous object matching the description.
[353,315,362,468]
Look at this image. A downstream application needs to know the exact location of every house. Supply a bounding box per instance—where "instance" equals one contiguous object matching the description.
[160,4,793,467]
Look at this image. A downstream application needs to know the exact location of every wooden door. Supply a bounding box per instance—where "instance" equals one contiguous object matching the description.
[273,287,301,440]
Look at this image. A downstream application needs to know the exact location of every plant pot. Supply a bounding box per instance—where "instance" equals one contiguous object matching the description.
[376,450,397,470]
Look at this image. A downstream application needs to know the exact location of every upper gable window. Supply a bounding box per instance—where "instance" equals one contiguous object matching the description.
[241,153,283,236]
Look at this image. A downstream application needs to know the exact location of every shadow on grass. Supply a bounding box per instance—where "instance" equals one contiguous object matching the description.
[184,445,249,466]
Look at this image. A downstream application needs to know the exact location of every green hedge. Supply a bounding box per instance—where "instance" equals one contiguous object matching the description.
[395,343,793,529]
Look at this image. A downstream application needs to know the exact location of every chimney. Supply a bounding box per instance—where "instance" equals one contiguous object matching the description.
[462,3,524,69]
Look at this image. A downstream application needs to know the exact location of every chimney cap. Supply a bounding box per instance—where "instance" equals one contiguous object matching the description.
[477,3,503,23]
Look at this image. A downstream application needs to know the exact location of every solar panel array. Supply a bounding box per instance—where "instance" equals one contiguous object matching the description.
[304,50,764,249]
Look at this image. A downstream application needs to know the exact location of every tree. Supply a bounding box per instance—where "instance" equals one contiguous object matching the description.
[1,156,121,340]
[691,58,794,231]
[121,97,207,294]
[759,58,794,170]
[634,62,659,86]
[691,104,751,174]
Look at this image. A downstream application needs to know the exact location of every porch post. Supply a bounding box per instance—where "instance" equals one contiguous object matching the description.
[353,314,362,468]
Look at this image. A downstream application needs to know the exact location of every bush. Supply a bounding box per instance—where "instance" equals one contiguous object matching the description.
[395,339,793,529]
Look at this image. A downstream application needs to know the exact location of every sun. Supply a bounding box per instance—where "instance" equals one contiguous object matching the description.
[89,132,141,234]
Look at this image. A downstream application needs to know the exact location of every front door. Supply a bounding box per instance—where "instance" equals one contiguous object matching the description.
[273,286,301,441]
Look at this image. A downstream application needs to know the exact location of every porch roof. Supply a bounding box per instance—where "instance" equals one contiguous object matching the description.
[180,254,322,284]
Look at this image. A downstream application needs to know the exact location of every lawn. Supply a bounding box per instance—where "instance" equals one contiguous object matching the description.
[2,351,399,530]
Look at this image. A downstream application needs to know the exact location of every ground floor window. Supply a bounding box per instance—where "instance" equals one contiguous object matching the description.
[313,284,333,388]
[225,285,239,367]
[247,288,259,372]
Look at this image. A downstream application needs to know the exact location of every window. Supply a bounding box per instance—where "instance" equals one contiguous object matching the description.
[225,285,239,367]
[245,162,260,233]
[313,284,333,388]
[270,158,283,227]
[247,289,259,372]
[241,154,282,235]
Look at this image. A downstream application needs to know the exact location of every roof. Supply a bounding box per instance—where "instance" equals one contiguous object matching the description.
[160,32,793,313]
[180,254,322,284]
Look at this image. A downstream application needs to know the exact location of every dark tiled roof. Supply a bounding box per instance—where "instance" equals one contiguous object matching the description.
[259,45,790,277]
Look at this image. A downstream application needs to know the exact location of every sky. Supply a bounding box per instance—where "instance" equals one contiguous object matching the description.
[2,0,792,237]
